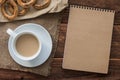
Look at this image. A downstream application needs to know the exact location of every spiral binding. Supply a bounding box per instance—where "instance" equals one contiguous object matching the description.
[70,5,115,13]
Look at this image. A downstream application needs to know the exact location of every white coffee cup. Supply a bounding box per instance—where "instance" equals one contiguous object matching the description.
[7,28,42,62]
[6,23,52,67]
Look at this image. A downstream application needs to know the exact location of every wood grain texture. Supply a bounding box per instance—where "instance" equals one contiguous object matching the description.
[0,0,120,80]
[0,59,119,80]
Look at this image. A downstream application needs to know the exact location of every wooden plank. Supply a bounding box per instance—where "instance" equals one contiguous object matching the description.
[0,58,119,80]
[111,26,120,59]
[51,58,120,80]
[55,24,67,58]
[0,69,49,80]
[61,8,69,23]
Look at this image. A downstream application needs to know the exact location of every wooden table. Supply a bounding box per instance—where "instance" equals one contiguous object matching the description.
[0,0,120,80]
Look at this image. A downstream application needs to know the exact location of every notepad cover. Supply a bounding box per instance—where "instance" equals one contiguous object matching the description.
[62,5,115,74]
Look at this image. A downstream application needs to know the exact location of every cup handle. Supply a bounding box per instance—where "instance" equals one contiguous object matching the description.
[7,28,16,38]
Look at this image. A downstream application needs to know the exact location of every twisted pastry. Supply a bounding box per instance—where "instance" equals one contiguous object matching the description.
[0,0,5,5]
[17,0,36,8]
[0,0,52,20]
[1,0,18,20]
[18,8,28,16]
[33,0,51,10]
[8,1,29,16]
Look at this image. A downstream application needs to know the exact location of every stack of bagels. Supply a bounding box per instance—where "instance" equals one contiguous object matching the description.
[0,0,51,20]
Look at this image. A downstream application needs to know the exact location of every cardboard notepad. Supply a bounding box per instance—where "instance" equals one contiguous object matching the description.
[62,5,115,74]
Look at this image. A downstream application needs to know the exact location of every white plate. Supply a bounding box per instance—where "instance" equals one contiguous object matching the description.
[8,23,52,67]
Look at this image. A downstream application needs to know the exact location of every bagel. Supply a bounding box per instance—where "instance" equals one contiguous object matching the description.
[0,0,52,21]
[0,0,5,5]
[17,0,36,8]
[8,1,29,16]
[33,0,51,10]
[1,0,18,20]
[18,8,28,16]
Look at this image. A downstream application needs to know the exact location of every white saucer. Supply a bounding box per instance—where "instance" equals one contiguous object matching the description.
[8,23,52,67]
